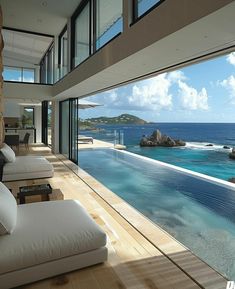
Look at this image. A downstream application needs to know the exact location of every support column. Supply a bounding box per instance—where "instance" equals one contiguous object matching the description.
[123,0,133,32]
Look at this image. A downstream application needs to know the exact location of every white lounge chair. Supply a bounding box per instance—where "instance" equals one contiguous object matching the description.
[0,143,54,181]
[78,135,93,144]
[0,183,107,289]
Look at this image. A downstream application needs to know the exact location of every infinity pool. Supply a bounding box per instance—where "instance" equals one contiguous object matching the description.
[78,148,235,280]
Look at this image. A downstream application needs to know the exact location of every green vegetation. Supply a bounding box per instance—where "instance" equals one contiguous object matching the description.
[79,119,95,130]
[85,114,148,125]
[79,114,148,130]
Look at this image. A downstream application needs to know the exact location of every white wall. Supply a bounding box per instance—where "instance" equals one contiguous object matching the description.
[3,82,53,100]
[4,99,21,117]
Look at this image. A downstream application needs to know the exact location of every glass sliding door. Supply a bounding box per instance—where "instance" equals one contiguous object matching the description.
[70,98,79,163]
[42,101,53,146]
[74,1,90,67]
[60,100,70,158]
[42,101,48,144]
[60,99,78,162]
[96,0,123,50]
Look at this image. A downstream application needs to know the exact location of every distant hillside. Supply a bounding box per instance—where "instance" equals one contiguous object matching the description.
[85,114,148,125]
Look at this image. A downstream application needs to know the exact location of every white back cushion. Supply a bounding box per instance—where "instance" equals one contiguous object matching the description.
[0,143,16,163]
[0,182,17,235]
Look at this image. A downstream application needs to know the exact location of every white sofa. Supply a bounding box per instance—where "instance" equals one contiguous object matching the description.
[0,143,54,181]
[2,156,54,181]
[0,196,107,289]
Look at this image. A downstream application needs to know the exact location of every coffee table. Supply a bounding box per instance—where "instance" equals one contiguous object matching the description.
[17,184,52,204]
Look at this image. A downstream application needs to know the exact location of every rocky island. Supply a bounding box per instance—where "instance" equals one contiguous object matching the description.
[140,129,186,147]
[229,148,235,160]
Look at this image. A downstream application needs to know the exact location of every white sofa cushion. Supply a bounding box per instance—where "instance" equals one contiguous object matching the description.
[0,182,17,235]
[0,200,107,274]
[0,143,16,163]
[2,156,54,181]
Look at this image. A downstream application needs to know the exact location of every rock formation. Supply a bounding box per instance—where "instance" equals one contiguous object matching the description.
[223,146,230,149]
[140,129,186,147]
[229,148,235,160]
[228,177,235,184]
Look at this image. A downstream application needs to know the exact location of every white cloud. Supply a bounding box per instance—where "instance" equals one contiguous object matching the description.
[178,80,209,110]
[168,70,186,83]
[88,70,208,112]
[128,73,173,111]
[227,52,235,66]
[90,71,184,112]
[220,75,235,104]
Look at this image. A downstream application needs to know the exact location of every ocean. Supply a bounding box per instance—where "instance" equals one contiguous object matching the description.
[80,123,235,181]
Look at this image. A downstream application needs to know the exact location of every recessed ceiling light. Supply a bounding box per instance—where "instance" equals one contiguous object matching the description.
[42,1,47,7]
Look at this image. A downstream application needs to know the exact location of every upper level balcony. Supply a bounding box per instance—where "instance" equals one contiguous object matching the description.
[2,0,235,102]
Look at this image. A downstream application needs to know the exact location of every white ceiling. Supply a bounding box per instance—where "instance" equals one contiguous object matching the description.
[3,29,53,66]
[1,0,81,35]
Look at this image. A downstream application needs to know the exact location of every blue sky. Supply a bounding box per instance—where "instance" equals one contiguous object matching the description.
[80,52,235,123]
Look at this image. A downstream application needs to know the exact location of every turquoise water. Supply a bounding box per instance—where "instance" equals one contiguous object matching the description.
[128,143,235,181]
[81,123,235,181]
[78,148,235,280]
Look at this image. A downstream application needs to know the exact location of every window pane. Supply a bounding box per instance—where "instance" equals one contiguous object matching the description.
[60,29,68,78]
[74,3,90,67]
[3,66,22,81]
[47,47,54,84]
[137,0,161,18]
[40,58,47,84]
[96,0,122,50]
[23,68,35,82]
[23,107,34,127]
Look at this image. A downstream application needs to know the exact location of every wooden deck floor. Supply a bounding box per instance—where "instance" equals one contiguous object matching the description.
[4,144,227,289]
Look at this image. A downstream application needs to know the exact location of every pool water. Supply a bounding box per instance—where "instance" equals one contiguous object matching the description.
[78,148,235,280]
[128,143,235,181]
[81,123,235,181]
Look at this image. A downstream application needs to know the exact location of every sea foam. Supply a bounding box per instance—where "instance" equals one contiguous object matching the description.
[185,142,232,151]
